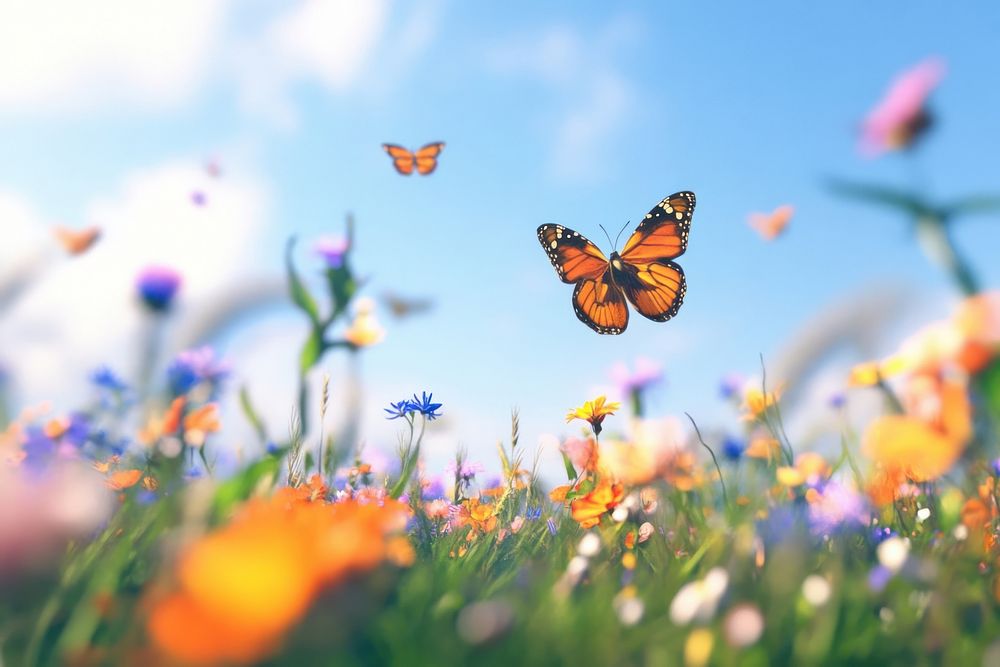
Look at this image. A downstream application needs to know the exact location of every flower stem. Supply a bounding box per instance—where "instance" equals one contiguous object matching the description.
[915,214,979,296]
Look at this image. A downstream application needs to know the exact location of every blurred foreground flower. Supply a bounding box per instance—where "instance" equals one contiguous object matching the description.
[566,395,620,436]
[570,478,624,529]
[136,266,182,312]
[863,373,970,494]
[0,462,111,577]
[860,57,944,156]
[148,491,409,665]
[747,205,794,241]
[53,225,101,256]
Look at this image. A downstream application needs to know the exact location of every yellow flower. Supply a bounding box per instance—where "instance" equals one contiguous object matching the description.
[344,297,385,347]
[566,395,621,436]
[741,387,781,421]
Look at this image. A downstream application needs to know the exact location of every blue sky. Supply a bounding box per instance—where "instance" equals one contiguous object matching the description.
[1,1,999,473]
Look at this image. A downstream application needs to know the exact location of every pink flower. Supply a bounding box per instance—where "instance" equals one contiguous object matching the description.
[860,57,945,156]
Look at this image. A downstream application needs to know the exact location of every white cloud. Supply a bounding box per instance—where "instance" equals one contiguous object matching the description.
[487,18,638,183]
[268,0,388,90]
[0,161,270,405]
[0,0,232,114]
[551,73,630,183]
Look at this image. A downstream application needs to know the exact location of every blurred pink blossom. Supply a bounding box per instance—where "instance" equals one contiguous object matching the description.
[860,57,945,156]
[0,462,112,578]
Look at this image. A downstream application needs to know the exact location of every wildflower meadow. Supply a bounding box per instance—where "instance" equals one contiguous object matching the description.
[2,4,1000,666]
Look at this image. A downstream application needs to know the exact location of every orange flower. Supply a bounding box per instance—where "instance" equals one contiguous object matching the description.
[744,435,782,462]
[106,469,143,490]
[456,498,497,533]
[862,374,970,486]
[183,404,221,447]
[148,493,409,665]
[549,484,571,502]
[566,396,621,436]
[570,478,625,529]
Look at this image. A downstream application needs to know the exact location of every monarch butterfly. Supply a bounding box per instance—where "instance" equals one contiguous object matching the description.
[53,225,101,256]
[748,204,793,241]
[538,191,695,335]
[382,142,445,176]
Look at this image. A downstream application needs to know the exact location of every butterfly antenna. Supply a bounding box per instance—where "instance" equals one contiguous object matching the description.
[598,224,614,248]
[613,220,630,251]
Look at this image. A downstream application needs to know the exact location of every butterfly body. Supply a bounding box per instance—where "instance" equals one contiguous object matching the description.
[382,142,445,176]
[538,191,695,335]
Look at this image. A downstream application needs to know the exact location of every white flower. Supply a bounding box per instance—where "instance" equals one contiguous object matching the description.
[877,536,910,574]
[578,532,601,557]
[669,567,729,625]
[611,506,629,523]
[802,575,832,607]
[916,507,931,523]
[723,603,765,647]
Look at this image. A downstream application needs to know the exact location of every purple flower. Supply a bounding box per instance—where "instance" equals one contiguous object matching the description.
[719,373,744,400]
[446,460,484,482]
[166,346,229,395]
[808,481,869,535]
[136,266,182,312]
[610,357,663,394]
[190,190,207,207]
[422,477,446,500]
[868,565,892,592]
[547,518,558,535]
[828,392,846,409]
[314,236,350,269]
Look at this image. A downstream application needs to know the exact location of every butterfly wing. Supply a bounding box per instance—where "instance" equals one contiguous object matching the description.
[573,268,629,334]
[414,142,445,175]
[537,224,609,284]
[382,144,415,175]
[616,191,695,322]
[620,191,695,262]
[748,204,793,240]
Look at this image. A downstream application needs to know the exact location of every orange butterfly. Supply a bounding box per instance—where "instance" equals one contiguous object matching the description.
[538,191,695,335]
[382,142,445,176]
[53,225,101,256]
[748,204,793,241]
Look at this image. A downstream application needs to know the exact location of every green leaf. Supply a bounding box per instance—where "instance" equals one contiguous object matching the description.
[299,328,325,374]
[210,453,283,522]
[286,237,322,328]
[949,194,1000,218]
[826,178,934,218]
[238,385,268,444]
[976,359,1000,421]
[324,264,358,322]
[560,451,578,481]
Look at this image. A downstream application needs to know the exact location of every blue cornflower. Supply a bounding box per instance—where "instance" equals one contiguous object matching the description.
[90,365,128,393]
[547,518,558,535]
[136,266,182,312]
[992,457,1000,477]
[384,398,415,420]
[167,347,230,396]
[722,436,745,461]
[526,506,543,520]
[410,391,443,420]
